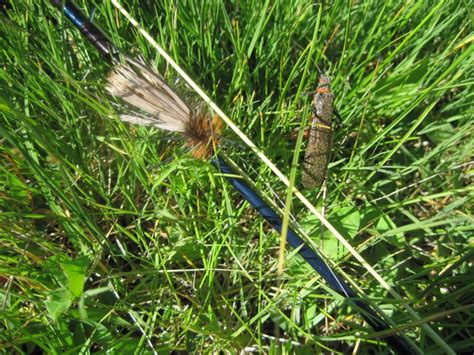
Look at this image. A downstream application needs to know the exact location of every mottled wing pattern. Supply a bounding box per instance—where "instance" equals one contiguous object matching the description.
[302,75,334,188]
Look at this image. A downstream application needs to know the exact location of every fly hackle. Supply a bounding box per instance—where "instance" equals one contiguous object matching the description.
[106,57,223,159]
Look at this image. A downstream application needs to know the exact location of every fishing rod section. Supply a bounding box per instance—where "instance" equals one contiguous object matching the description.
[51,0,117,59]
[213,156,416,354]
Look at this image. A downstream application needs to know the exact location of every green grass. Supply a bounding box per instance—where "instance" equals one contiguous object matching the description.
[1,0,473,353]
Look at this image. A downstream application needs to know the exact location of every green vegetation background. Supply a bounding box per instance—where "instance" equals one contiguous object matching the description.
[0,0,472,353]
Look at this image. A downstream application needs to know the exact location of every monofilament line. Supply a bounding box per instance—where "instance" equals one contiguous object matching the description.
[110,1,451,350]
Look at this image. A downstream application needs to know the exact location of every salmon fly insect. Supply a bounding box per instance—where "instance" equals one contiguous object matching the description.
[302,75,334,188]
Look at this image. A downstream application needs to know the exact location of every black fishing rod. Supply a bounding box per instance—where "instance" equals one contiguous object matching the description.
[51,0,117,58]
[50,1,417,353]
[214,157,416,352]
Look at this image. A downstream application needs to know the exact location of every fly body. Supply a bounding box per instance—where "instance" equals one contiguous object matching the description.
[302,75,334,188]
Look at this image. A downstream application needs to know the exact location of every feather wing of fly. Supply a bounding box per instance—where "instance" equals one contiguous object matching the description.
[106,57,223,159]
[106,57,192,132]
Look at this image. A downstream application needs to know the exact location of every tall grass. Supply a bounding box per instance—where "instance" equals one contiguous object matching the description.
[1,0,472,353]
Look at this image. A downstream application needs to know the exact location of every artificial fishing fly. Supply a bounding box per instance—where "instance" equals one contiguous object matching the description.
[302,75,334,188]
[106,57,223,159]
